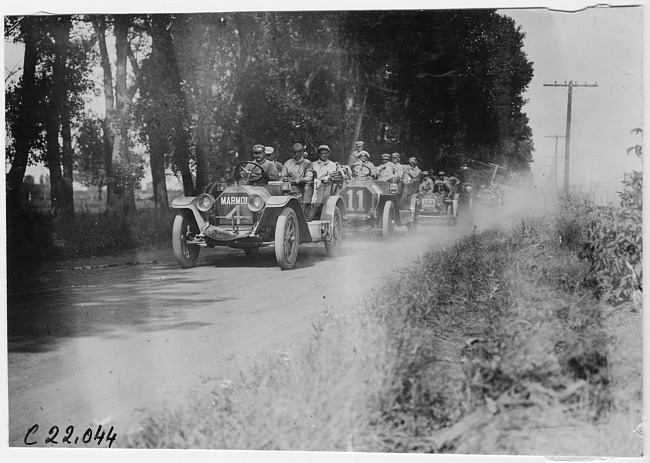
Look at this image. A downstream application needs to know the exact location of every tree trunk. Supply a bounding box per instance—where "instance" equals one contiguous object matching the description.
[106,15,136,215]
[159,16,196,195]
[54,16,75,216]
[145,15,172,207]
[7,17,40,218]
[194,121,211,191]
[45,98,65,216]
[92,16,117,209]
[148,133,169,208]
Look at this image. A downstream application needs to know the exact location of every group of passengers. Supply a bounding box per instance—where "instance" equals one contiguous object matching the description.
[247,140,461,216]
[248,143,346,220]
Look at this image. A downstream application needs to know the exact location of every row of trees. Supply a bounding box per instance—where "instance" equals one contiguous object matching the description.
[5,10,534,218]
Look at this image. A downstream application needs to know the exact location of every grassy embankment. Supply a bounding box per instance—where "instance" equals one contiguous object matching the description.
[7,207,174,274]
[123,208,642,456]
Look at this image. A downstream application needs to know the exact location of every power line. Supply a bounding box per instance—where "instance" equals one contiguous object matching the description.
[543,80,598,192]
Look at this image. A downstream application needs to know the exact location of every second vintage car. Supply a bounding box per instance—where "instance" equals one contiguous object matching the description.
[340,165,418,239]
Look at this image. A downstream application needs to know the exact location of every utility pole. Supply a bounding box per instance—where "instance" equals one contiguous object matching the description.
[543,81,598,192]
[544,134,565,192]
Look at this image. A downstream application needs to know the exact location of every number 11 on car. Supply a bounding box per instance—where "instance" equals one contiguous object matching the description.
[346,189,365,212]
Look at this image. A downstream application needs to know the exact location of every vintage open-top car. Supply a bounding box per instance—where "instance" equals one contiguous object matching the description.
[417,189,460,225]
[171,161,345,270]
[340,165,418,239]
[474,183,504,208]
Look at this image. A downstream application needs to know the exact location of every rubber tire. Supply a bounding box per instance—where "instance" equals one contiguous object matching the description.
[172,212,200,268]
[382,201,395,240]
[275,208,300,270]
[324,206,343,257]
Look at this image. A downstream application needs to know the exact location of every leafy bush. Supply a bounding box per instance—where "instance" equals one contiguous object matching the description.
[579,171,642,307]
[578,130,642,308]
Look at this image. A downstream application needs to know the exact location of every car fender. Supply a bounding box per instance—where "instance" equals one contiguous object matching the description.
[377,194,401,223]
[320,195,346,222]
[171,197,208,230]
[258,196,311,241]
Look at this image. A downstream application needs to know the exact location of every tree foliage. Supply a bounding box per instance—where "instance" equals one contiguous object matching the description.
[6,10,534,215]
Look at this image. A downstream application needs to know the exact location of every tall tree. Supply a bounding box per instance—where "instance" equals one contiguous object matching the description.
[51,15,74,215]
[106,15,136,214]
[90,14,116,205]
[156,15,194,195]
[92,14,144,215]
[5,16,40,217]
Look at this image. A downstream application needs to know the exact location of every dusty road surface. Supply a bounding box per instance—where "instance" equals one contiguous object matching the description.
[7,220,477,447]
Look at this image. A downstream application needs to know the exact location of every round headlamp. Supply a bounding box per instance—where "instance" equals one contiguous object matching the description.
[196,193,215,212]
[247,194,265,212]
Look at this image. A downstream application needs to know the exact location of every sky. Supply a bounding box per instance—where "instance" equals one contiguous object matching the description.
[498,6,643,190]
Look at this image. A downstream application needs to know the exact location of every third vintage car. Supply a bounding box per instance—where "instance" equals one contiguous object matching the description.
[417,188,460,225]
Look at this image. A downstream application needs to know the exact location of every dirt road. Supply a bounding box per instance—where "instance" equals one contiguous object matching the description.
[7,220,477,447]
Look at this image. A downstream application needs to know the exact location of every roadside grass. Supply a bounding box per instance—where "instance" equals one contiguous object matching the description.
[123,217,642,455]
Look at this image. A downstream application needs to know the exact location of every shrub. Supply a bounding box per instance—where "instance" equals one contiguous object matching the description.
[579,171,642,308]
[6,207,174,272]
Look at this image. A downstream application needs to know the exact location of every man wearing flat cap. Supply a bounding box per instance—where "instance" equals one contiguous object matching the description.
[265,146,283,174]
[377,153,399,182]
[391,152,404,178]
[281,143,313,198]
[347,140,365,166]
[249,144,279,184]
[418,170,435,194]
[305,144,344,220]
[395,156,421,205]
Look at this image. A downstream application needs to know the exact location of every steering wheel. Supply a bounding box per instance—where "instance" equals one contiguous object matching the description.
[433,182,449,194]
[352,164,372,178]
[234,161,264,183]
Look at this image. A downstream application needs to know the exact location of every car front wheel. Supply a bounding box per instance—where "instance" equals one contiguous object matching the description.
[275,208,300,270]
[324,206,343,257]
[172,211,200,268]
[382,200,395,240]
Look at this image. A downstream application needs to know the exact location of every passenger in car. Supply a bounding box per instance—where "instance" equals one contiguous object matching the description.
[433,171,451,209]
[250,144,279,184]
[265,146,283,175]
[347,140,365,166]
[281,143,313,198]
[391,152,405,177]
[377,153,399,182]
[418,170,435,194]
[396,156,421,206]
[402,157,422,184]
[305,144,342,221]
